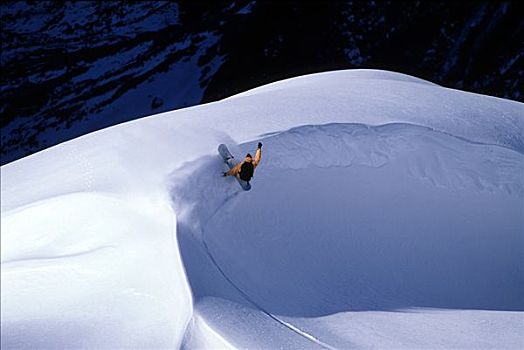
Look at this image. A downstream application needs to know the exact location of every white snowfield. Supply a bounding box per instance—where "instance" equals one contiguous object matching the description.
[1,69,523,349]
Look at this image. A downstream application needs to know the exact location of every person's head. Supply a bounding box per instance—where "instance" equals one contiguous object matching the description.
[245,153,253,162]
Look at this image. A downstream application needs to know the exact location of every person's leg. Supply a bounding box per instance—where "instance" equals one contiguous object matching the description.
[226,161,242,176]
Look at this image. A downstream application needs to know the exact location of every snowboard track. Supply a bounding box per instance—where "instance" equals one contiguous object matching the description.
[201,238,337,349]
[173,185,336,348]
[200,195,338,350]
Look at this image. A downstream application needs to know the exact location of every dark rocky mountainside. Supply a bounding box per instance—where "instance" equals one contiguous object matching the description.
[1,1,522,164]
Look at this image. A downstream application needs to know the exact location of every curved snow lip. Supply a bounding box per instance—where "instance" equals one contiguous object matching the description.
[258,122,523,196]
[172,122,523,347]
[228,69,440,99]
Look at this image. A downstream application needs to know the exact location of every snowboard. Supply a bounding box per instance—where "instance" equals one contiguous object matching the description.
[218,144,251,191]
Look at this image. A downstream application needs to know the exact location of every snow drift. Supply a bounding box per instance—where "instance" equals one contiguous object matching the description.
[1,69,523,349]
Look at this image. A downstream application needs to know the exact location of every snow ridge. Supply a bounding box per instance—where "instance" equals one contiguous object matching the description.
[2,69,523,349]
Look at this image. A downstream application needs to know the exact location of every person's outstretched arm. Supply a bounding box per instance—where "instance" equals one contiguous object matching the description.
[253,142,262,168]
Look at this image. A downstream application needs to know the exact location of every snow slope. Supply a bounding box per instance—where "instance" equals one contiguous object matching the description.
[1,69,523,349]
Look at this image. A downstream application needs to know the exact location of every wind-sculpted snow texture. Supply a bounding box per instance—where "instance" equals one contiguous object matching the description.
[1,70,523,348]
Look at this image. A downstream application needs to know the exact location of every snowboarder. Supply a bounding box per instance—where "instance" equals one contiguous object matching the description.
[222,142,262,184]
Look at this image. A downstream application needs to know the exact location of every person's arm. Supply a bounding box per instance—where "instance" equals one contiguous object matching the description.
[225,161,243,176]
[253,143,262,168]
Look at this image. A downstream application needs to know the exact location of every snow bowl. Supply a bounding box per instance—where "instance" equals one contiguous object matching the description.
[3,68,523,349]
[172,122,524,348]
